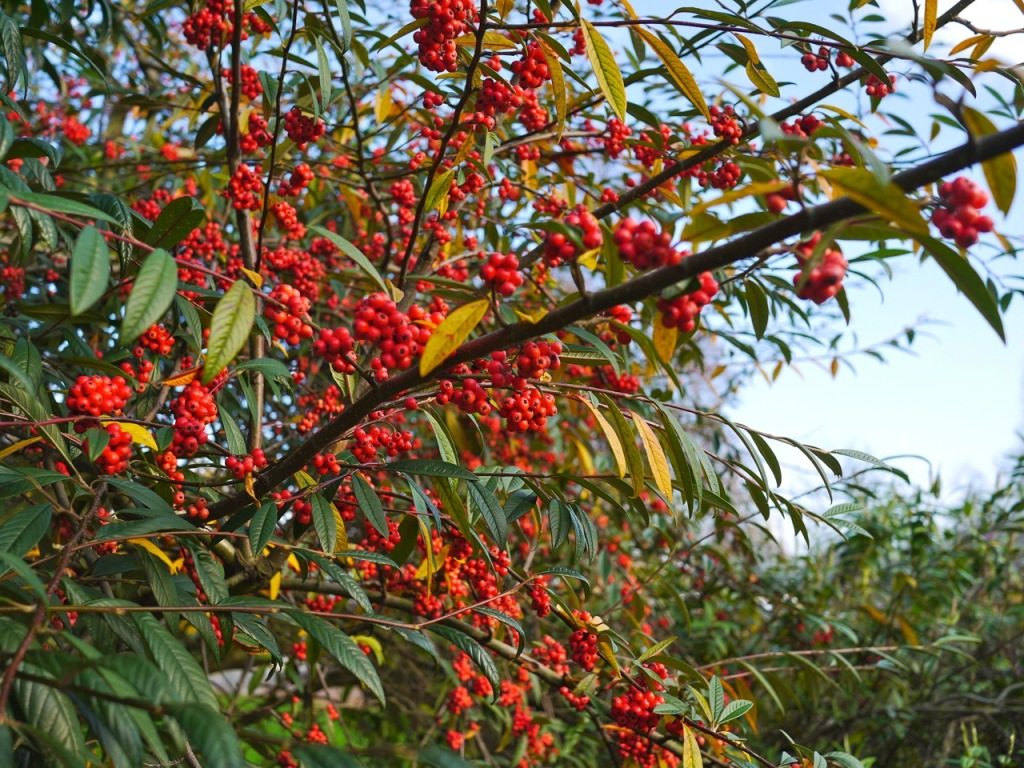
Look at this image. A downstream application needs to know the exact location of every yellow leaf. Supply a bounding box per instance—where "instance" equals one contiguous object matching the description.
[923,0,937,50]
[374,88,392,124]
[0,436,42,461]
[240,267,263,288]
[576,247,600,271]
[268,571,281,600]
[578,397,627,478]
[496,0,513,19]
[102,420,157,451]
[682,726,703,768]
[652,315,677,363]
[619,0,638,18]
[419,298,489,376]
[245,473,258,501]
[949,34,987,56]
[573,438,595,476]
[596,634,621,677]
[128,538,177,572]
[513,306,548,324]
[633,414,673,500]
[162,369,198,387]
[961,106,1016,214]
[423,168,456,214]
[294,469,317,489]
[453,30,518,49]
[538,39,567,138]
[333,502,349,551]
[734,32,760,65]
[898,617,920,645]
[634,27,709,119]
[819,167,929,237]
[581,19,627,121]
[352,634,384,664]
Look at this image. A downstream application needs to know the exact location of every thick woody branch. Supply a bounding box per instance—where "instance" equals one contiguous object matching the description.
[205,119,1024,522]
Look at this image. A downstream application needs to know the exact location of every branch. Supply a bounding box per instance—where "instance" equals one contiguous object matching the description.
[205,116,1024,523]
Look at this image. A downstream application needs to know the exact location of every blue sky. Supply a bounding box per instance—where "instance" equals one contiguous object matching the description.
[615,0,1024,496]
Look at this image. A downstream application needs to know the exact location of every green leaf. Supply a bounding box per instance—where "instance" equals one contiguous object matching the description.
[202,280,255,382]
[467,481,507,545]
[709,675,725,720]
[0,503,51,561]
[310,225,388,292]
[14,666,87,759]
[316,38,333,104]
[420,744,477,768]
[249,500,277,554]
[295,743,363,768]
[718,699,753,725]
[133,613,220,710]
[289,612,386,705]
[581,19,627,120]
[917,234,1004,340]
[352,473,388,537]
[11,191,121,224]
[388,459,477,481]
[423,168,455,213]
[0,12,26,91]
[70,226,111,315]
[310,492,338,553]
[596,393,644,497]
[165,704,244,768]
[142,196,205,249]
[548,499,570,550]
[121,248,178,343]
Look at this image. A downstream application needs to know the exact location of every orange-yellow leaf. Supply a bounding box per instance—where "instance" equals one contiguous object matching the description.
[128,538,177,572]
[102,420,157,451]
[162,368,198,387]
[419,298,489,376]
[0,436,42,461]
[268,571,281,600]
[634,26,709,119]
[633,414,673,500]
[241,267,263,288]
[578,397,626,478]
[923,0,937,50]
[653,314,678,363]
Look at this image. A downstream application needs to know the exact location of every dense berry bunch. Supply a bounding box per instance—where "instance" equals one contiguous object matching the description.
[283,107,325,149]
[476,78,522,117]
[266,284,314,345]
[226,164,264,210]
[225,449,267,479]
[657,272,719,333]
[410,0,477,73]
[801,45,830,72]
[510,41,551,89]
[792,233,848,304]
[500,386,557,433]
[279,163,314,196]
[569,623,599,671]
[353,293,439,375]
[709,105,742,144]
[170,381,219,456]
[543,206,603,266]
[604,118,632,158]
[313,327,356,372]
[515,339,562,380]
[706,159,743,189]
[611,687,663,733]
[931,176,994,248]
[92,422,133,475]
[614,218,684,270]
[480,252,523,296]
[67,375,132,419]
[136,324,175,356]
[780,114,823,138]
[864,73,896,98]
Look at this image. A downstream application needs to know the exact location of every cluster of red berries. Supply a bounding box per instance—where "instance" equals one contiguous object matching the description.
[283,107,325,149]
[543,206,603,266]
[515,340,562,380]
[182,0,232,48]
[313,326,356,372]
[657,272,719,333]
[136,324,175,356]
[266,284,314,345]
[91,423,134,475]
[480,252,523,296]
[499,386,557,433]
[801,45,832,72]
[66,374,133,420]
[225,449,267,479]
[559,686,591,711]
[170,380,219,456]
[780,114,823,138]
[271,201,305,240]
[864,73,896,98]
[604,118,633,158]
[410,0,477,73]
[226,164,264,210]
[310,452,342,476]
[569,615,599,671]
[241,113,272,153]
[931,176,994,248]
[792,233,848,305]
[614,218,684,271]
[709,105,743,144]
[476,78,522,118]
[510,41,550,89]
[704,159,743,189]
[437,376,492,416]
[278,163,314,196]
[611,687,663,734]
[223,64,262,100]
[765,184,800,213]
